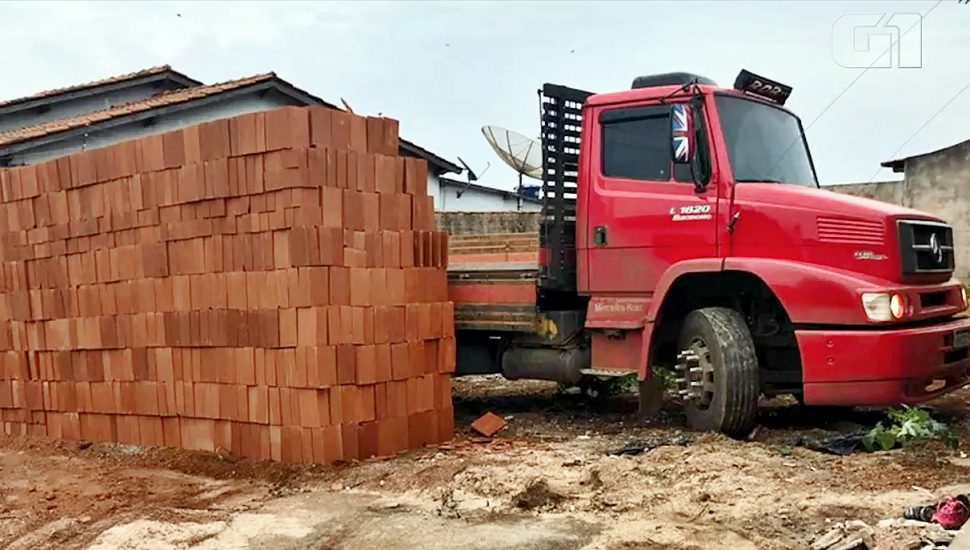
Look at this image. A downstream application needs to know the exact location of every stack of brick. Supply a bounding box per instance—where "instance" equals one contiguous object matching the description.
[0,106,455,464]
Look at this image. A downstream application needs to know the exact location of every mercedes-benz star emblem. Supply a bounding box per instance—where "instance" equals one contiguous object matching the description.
[929,233,944,264]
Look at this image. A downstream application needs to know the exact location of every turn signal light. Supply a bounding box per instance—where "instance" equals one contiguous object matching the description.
[889,293,906,319]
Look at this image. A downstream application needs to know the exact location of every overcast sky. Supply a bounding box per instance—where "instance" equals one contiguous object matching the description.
[1,1,968,188]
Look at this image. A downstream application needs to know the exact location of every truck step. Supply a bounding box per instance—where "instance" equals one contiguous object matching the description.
[579,368,633,378]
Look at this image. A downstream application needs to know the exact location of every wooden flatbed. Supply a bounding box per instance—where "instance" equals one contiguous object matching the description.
[447,233,540,333]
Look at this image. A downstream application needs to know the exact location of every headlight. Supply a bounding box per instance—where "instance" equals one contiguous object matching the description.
[862,292,906,321]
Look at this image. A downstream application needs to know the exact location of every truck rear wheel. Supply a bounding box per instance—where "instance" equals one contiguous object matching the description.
[677,307,759,437]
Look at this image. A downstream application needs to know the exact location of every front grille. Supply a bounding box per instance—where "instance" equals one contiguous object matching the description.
[898,220,954,275]
[816,216,884,245]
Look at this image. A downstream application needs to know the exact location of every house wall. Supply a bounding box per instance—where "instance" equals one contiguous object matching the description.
[427,173,442,209]
[434,183,541,212]
[7,90,303,166]
[0,80,186,134]
[833,140,970,281]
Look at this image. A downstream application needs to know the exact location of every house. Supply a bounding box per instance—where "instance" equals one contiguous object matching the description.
[433,177,541,212]
[832,138,970,281]
[0,65,463,202]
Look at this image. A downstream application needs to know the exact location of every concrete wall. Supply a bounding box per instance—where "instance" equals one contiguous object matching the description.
[436,211,541,235]
[828,180,903,204]
[832,139,970,281]
[6,90,303,166]
[0,80,185,134]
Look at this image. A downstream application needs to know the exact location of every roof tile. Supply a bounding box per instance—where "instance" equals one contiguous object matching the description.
[0,69,460,174]
[0,73,276,147]
[0,65,200,110]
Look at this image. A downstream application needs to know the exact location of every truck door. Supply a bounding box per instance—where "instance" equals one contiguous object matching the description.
[585,102,719,294]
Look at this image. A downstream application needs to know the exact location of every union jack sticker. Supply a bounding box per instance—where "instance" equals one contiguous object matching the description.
[671,104,692,162]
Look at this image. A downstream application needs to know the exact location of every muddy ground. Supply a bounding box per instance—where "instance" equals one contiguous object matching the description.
[2,376,970,549]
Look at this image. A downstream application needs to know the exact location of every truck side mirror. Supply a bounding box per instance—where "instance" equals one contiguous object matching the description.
[671,104,693,165]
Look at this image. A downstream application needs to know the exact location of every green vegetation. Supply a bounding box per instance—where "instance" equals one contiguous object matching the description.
[861,406,957,451]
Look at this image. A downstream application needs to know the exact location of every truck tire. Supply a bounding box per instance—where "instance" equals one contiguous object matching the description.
[679,307,759,437]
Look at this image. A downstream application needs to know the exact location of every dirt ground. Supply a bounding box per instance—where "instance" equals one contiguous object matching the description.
[3,376,970,549]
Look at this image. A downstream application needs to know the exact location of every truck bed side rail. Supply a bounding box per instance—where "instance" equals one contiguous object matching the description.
[539,83,592,298]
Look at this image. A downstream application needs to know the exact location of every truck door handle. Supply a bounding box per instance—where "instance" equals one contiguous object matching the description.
[593,226,608,246]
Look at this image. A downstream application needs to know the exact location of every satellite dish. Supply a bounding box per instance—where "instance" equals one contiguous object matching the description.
[457,156,479,181]
[482,126,543,181]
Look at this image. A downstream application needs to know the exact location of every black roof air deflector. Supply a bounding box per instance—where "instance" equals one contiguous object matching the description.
[631,72,716,90]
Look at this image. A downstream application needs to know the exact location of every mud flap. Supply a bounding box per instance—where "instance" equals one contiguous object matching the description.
[638,377,665,419]
[637,323,654,381]
[636,323,663,418]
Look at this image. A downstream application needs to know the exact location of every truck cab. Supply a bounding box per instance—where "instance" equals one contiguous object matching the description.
[452,70,970,437]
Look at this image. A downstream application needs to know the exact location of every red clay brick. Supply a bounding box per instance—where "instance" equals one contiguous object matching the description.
[162,417,180,448]
[387,380,408,417]
[333,344,355,386]
[378,416,407,456]
[304,267,329,305]
[279,425,304,463]
[229,112,266,156]
[340,422,359,461]
[79,413,117,443]
[439,337,456,373]
[355,345,378,384]
[279,308,297,347]
[139,416,165,447]
[312,346,337,388]
[198,119,231,161]
[404,158,429,196]
[268,425,282,461]
[374,382,389,421]
[436,407,455,444]
[179,418,216,451]
[116,415,140,445]
[265,108,310,151]
[302,389,329,428]
[358,420,379,459]
[237,348,257,386]
[348,114,368,153]
[330,111,352,150]
[407,411,431,449]
[268,387,282,425]
[374,343,392,383]
[348,268,370,306]
[309,107,333,148]
[297,308,317,347]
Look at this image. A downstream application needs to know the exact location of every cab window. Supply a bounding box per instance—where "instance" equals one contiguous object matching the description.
[600,105,692,182]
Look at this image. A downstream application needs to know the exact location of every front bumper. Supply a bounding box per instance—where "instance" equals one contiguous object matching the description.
[797,316,970,406]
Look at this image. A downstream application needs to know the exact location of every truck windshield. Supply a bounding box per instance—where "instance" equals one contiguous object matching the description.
[714,94,817,187]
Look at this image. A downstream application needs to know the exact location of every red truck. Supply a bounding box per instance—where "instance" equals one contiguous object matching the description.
[449,70,970,437]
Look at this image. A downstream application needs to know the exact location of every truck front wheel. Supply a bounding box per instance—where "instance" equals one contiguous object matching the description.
[677,307,759,437]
